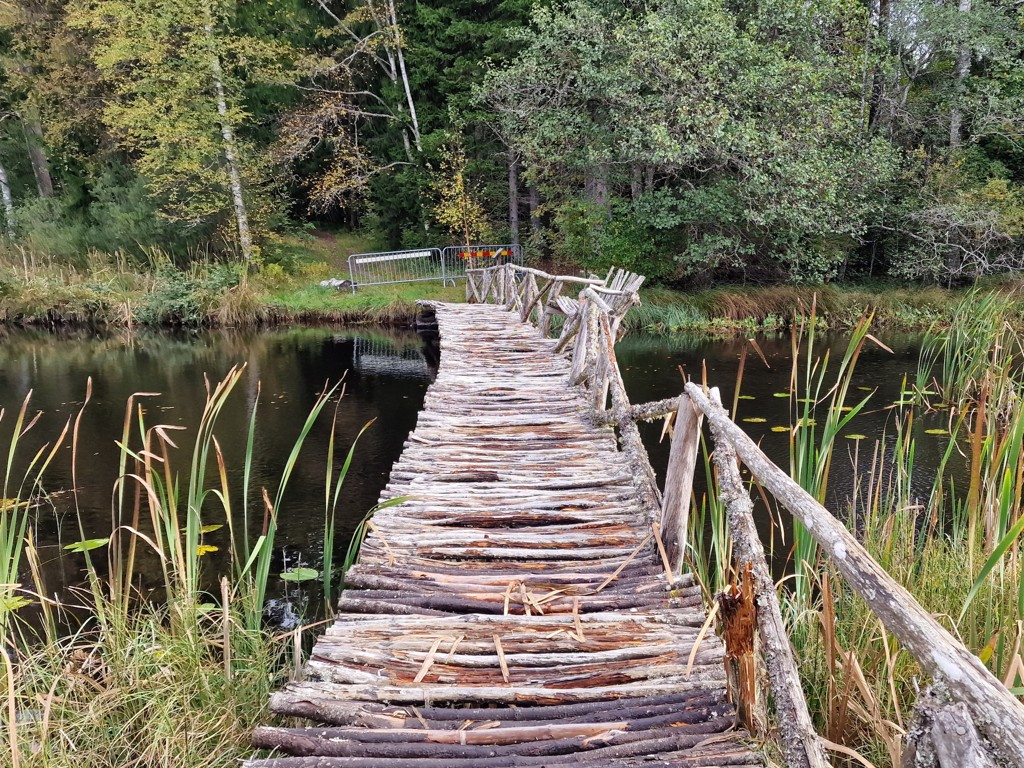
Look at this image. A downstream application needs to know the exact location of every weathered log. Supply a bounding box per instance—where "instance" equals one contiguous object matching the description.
[594,315,662,517]
[659,392,703,572]
[703,387,829,768]
[688,382,1024,765]
[718,564,758,734]
[270,688,727,726]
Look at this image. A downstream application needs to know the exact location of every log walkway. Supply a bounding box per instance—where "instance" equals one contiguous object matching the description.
[246,299,762,767]
[248,263,1024,768]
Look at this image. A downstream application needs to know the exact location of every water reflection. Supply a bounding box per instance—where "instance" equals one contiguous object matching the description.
[0,324,959,619]
[0,326,436,611]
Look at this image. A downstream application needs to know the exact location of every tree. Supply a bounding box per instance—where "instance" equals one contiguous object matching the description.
[67,0,296,262]
[428,136,489,246]
[483,0,897,282]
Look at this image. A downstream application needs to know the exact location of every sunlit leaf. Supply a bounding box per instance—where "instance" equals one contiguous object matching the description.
[845,434,867,440]
[64,538,110,552]
[742,417,767,423]
[737,395,755,400]
[924,428,949,435]
[280,567,319,582]
[196,544,219,556]
[771,426,789,432]
[773,392,789,398]
[200,524,223,534]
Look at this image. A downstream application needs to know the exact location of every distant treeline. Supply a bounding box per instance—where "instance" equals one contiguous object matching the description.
[1,0,1022,284]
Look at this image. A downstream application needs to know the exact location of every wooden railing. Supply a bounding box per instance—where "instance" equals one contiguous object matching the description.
[467,264,665,523]
[678,384,1024,768]
[470,262,1024,768]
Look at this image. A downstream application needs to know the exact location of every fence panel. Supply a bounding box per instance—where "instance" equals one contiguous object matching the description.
[347,248,446,293]
[345,244,524,292]
[441,244,524,280]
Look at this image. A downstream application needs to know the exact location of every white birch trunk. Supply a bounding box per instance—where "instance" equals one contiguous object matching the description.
[388,0,421,153]
[508,148,520,244]
[950,0,972,148]
[207,37,254,263]
[0,158,14,235]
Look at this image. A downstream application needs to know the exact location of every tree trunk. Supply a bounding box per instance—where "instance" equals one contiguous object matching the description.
[23,118,54,198]
[508,148,520,245]
[866,0,891,132]
[208,46,254,263]
[950,0,972,148]
[584,164,609,211]
[644,166,655,192]
[631,165,642,201]
[388,0,421,153]
[528,184,541,237]
[0,158,14,235]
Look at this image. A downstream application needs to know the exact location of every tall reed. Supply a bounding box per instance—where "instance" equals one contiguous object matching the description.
[787,303,878,607]
[1,369,384,765]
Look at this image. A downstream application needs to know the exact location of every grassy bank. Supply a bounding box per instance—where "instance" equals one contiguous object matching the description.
[627,280,1024,334]
[684,292,1024,765]
[5,236,1024,331]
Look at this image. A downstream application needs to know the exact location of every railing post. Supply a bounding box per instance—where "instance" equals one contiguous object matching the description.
[703,386,829,768]
[659,392,703,573]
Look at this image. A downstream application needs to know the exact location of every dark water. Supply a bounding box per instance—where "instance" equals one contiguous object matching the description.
[0,324,956,618]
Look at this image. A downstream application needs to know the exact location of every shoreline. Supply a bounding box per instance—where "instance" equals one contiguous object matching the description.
[1,275,1019,334]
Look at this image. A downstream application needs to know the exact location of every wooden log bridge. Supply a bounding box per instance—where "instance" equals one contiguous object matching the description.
[246,266,763,768]
[249,264,1024,768]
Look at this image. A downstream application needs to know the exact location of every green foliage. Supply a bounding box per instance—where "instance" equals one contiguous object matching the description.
[482,0,903,282]
[135,261,244,326]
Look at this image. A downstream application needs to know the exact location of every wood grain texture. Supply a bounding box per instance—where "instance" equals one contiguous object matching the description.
[245,297,760,768]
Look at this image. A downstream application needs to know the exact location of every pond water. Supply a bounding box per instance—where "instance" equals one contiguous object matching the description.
[0,323,958,620]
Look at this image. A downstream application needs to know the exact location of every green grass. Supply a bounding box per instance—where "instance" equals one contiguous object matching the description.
[260,281,465,324]
[625,281,1024,334]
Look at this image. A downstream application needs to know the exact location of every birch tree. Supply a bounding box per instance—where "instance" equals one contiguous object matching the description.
[0,155,14,234]
[68,0,294,262]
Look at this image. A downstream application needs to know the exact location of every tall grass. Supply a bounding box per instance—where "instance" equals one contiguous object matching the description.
[0,369,381,766]
[687,297,1024,766]
[787,303,878,607]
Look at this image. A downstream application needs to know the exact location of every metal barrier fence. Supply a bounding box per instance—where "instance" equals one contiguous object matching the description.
[440,244,523,281]
[346,248,445,293]
[345,244,523,292]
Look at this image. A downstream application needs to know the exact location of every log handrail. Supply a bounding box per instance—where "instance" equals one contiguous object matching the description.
[681,382,1024,766]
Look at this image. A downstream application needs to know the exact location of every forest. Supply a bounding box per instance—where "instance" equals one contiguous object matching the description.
[0,0,1022,287]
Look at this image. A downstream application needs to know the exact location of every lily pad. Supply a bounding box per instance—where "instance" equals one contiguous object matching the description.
[64,538,110,553]
[737,395,756,400]
[771,426,789,433]
[742,417,767,423]
[924,429,949,435]
[280,567,320,583]
[773,392,790,398]
[845,434,867,440]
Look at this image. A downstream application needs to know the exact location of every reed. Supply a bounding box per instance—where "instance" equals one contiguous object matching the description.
[787,303,877,608]
[0,369,384,766]
[684,296,1024,766]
